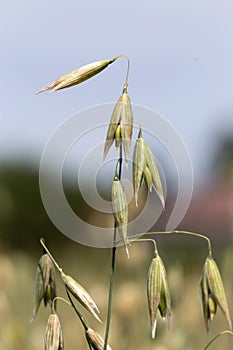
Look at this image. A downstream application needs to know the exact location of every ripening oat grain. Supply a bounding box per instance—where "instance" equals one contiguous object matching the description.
[133,128,165,208]
[200,255,232,332]
[86,328,112,350]
[147,254,171,338]
[61,272,102,323]
[31,253,56,322]
[111,175,129,258]
[44,312,64,350]
[37,58,117,93]
[104,88,133,163]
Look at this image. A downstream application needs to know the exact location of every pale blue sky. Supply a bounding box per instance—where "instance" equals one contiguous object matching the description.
[1,0,233,183]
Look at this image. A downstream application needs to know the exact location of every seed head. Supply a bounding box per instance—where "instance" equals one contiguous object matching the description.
[85,328,112,350]
[104,90,133,163]
[31,253,56,322]
[144,166,153,192]
[147,254,171,338]
[199,255,232,332]
[37,58,117,93]
[61,272,101,322]
[111,175,129,258]
[44,312,63,350]
[133,129,165,208]
[132,132,146,206]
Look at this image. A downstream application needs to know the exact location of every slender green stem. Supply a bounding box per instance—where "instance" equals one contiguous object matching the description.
[113,54,130,90]
[40,238,63,273]
[129,230,212,256]
[203,330,233,350]
[65,288,89,331]
[131,238,158,255]
[103,236,116,350]
[118,140,123,180]
[104,145,123,350]
[52,296,71,313]
[114,159,121,178]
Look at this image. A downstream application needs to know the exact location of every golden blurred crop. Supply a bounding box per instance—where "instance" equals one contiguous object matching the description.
[0,239,233,350]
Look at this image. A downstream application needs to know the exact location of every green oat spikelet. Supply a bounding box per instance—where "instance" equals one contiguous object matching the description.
[37,58,117,93]
[144,166,153,191]
[200,255,232,332]
[85,328,112,350]
[61,272,101,323]
[31,253,56,322]
[132,128,146,206]
[147,254,171,338]
[111,175,129,258]
[104,87,133,163]
[132,128,165,208]
[143,139,164,208]
[44,312,64,350]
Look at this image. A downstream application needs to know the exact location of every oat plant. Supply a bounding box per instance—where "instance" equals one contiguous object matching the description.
[33,55,233,349]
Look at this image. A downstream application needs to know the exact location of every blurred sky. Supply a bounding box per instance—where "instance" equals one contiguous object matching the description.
[1,0,233,183]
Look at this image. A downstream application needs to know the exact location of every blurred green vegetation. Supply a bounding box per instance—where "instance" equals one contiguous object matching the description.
[0,163,233,350]
[0,164,90,251]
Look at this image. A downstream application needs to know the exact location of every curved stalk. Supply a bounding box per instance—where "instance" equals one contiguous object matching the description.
[129,237,157,255]
[113,54,130,90]
[52,296,71,313]
[129,230,212,256]
[203,330,233,350]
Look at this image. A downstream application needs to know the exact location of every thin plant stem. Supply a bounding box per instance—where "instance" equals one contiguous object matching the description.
[113,54,130,88]
[203,330,233,350]
[104,144,123,350]
[65,288,89,331]
[118,141,123,180]
[40,238,62,273]
[132,238,157,255]
[129,230,212,256]
[103,236,116,350]
[52,296,71,313]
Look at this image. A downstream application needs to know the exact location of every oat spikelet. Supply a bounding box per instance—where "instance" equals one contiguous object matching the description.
[104,90,133,163]
[132,128,165,208]
[44,312,64,350]
[62,272,102,323]
[147,255,171,338]
[85,328,112,350]
[31,253,56,322]
[200,255,232,332]
[132,130,146,206]
[144,140,165,208]
[111,175,129,258]
[37,58,117,93]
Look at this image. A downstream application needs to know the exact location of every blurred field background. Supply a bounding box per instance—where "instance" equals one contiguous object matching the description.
[0,136,233,350]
